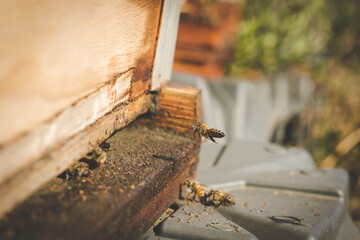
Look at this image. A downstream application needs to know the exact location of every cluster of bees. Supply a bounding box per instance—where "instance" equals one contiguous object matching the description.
[183,179,235,208]
[59,142,111,180]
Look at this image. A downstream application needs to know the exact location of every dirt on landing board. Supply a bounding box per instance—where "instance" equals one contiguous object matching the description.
[0,118,201,240]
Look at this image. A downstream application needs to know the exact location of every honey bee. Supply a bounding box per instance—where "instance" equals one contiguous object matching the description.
[182,179,235,208]
[85,147,107,168]
[58,144,110,180]
[99,141,113,151]
[183,179,209,205]
[207,189,235,208]
[59,162,89,180]
[193,121,225,144]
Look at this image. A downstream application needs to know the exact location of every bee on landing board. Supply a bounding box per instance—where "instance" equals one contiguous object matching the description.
[193,121,225,144]
[58,143,112,180]
[182,179,235,208]
[183,179,208,205]
[206,189,235,208]
[85,147,107,168]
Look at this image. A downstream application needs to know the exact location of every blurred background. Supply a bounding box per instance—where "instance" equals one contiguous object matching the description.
[172,0,360,228]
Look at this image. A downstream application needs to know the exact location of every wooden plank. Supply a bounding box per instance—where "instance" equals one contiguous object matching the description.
[151,0,182,90]
[0,83,202,239]
[0,0,183,219]
[149,82,203,134]
[0,121,200,240]
[0,0,162,146]
[0,0,167,217]
[0,68,134,187]
[172,0,240,78]
[0,94,151,218]
[0,81,203,218]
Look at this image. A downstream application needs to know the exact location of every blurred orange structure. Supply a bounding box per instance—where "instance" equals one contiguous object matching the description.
[173,0,242,78]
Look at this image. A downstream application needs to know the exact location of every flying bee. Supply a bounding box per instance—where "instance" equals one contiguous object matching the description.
[192,121,225,144]
[206,189,235,208]
[183,179,209,205]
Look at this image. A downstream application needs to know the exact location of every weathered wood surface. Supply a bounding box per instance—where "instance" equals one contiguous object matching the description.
[0,69,135,188]
[0,82,203,239]
[0,94,150,220]
[0,121,201,240]
[0,0,183,218]
[149,81,203,134]
[0,0,162,146]
[0,0,161,184]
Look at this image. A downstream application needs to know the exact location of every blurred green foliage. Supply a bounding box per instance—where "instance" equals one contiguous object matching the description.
[228,0,360,74]
[326,0,360,70]
[226,0,360,223]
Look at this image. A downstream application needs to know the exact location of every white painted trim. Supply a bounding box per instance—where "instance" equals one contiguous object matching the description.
[151,0,182,90]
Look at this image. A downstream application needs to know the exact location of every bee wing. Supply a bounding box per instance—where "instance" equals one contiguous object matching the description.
[191,119,200,129]
[198,183,211,192]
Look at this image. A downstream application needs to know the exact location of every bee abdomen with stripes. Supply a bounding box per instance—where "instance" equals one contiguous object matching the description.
[193,121,225,144]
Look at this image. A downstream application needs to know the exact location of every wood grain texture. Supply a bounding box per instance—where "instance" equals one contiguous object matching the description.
[0,68,134,186]
[0,120,200,240]
[0,94,151,218]
[149,81,203,134]
[151,0,182,90]
[0,0,162,145]
[173,0,240,78]
[0,0,184,218]
[0,0,165,218]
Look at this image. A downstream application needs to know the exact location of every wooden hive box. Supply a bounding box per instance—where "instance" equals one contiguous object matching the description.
[173,0,242,78]
[0,0,202,239]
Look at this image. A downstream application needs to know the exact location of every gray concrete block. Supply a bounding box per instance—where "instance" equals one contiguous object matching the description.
[155,203,258,240]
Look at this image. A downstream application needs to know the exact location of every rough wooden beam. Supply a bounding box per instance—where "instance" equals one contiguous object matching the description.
[0,0,183,218]
[0,69,135,187]
[149,81,203,134]
[0,0,162,146]
[0,0,163,217]
[0,94,150,218]
[0,84,202,239]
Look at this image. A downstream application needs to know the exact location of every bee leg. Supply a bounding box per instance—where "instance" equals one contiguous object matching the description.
[209,136,217,144]
[191,193,196,202]
[185,192,192,201]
